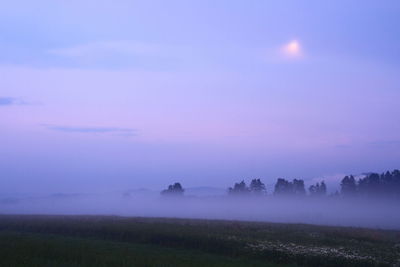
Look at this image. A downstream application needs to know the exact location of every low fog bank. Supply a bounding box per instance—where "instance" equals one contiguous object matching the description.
[1,192,399,230]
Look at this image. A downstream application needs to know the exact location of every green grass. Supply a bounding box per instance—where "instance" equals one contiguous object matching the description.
[0,231,277,267]
[0,215,399,266]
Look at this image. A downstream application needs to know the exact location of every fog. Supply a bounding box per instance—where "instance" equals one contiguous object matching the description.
[1,191,399,230]
[2,0,400,235]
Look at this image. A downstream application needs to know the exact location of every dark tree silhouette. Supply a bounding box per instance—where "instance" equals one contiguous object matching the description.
[249,179,266,195]
[274,178,291,195]
[273,178,305,196]
[356,170,400,199]
[334,170,400,199]
[292,179,306,196]
[320,181,327,195]
[161,182,184,196]
[309,181,327,197]
[309,184,317,196]
[228,180,250,195]
[358,173,380,197]
[340,175,357,197]
[393,170,400,198]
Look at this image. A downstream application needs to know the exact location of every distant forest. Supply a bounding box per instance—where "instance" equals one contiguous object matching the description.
[161,169,400,199]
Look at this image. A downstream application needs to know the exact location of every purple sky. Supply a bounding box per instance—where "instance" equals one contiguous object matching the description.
[1,0,400,194]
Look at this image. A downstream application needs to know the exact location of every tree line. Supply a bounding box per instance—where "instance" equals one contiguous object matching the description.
[340,170,400,199]
[160,169,400,199]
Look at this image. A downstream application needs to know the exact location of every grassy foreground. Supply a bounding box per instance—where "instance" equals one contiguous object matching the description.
[0,232,276,267]
[0,215,399,267]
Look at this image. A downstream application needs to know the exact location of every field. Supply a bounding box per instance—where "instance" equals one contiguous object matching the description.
[0,215,399,267]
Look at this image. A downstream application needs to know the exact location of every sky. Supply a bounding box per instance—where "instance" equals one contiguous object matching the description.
[1,0,400,194]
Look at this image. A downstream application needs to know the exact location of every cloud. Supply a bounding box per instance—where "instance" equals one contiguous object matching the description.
[48,41,162,58]
[0,97,28,106]
[45,40,181,70]
[44,125,137,137]
[368,140,400,146]
[0,97,16,106]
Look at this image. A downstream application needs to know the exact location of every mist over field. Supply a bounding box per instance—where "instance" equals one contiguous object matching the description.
[1,190,399,230]
[2,1,400,266]
[1,0,400,250]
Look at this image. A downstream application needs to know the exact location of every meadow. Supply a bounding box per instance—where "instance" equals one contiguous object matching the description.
[0,215,399,266]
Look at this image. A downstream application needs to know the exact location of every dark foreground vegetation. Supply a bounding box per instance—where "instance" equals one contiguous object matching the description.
[0,215,399,267]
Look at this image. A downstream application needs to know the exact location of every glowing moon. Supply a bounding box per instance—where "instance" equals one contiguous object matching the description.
[282,40,302,58]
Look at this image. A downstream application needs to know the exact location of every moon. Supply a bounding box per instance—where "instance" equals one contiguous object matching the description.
[282,40,302,58]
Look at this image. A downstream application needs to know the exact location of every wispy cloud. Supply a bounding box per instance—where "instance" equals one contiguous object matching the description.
[0,97,16,106]
[0,97,42,106]
[0,97,29,106]
[44,125,137,137]
[46,40,180,70]
[48,41,163,58]
[368,140,400,146]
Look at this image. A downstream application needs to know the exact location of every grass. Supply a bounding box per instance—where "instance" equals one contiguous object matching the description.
[0,215,399,266]
[0,231,276,267]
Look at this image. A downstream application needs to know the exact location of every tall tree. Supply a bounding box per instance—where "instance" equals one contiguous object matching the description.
[274,178,306,196]
[228,180,250,195]
[393,170,400,198]
[358,173,381,198]
[320,181,327,195]
[340,175,357,197]
[274,178,291,195]
[309,181,327,197]
[309,183,318,196]
[292,179,306,196]
[161,182,184,196]
[249,179,266,195]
